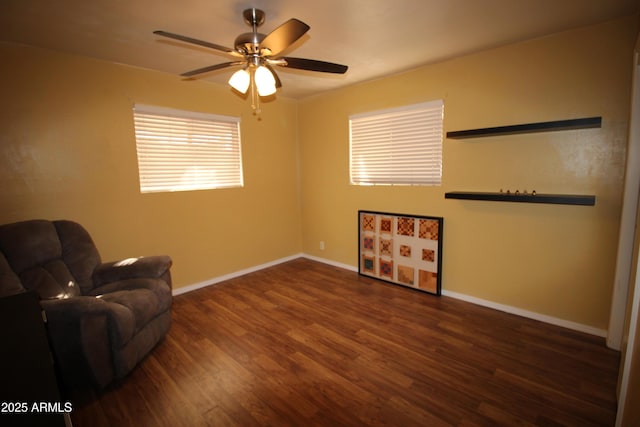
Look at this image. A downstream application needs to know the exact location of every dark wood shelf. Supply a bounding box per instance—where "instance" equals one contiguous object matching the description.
[446,117,602,139]
[444,191,596,206]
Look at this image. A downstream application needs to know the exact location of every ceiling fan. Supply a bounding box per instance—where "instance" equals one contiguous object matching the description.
[154,8,348,111]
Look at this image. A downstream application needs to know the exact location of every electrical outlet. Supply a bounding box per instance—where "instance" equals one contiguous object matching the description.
[319,241,325,250]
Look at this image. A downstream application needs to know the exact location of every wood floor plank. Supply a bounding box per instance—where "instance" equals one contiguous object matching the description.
[70,258,620,426]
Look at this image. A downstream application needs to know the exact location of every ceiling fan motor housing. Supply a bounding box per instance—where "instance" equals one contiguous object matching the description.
[235,32,266,55]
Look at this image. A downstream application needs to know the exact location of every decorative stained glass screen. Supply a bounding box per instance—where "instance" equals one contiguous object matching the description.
[358,210,443,295]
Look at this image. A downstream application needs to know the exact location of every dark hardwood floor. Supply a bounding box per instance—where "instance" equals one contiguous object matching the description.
[71,258,620,426]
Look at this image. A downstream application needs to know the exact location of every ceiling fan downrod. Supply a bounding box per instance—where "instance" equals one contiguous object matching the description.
[243,8,265,29]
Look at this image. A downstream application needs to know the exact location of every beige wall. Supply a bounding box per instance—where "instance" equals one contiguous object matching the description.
[1,15,637,331]
[0,42,302,290]
[298,16,638,330]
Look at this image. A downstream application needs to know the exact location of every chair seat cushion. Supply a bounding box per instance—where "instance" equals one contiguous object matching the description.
[87,278,171,347]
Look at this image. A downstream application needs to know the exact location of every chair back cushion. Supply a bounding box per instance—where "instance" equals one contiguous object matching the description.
[0,252,24,297]
[0,220,100,299]
[54,220,101,293]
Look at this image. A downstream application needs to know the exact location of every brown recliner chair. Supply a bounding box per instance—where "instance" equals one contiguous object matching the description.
[0,219,172,390]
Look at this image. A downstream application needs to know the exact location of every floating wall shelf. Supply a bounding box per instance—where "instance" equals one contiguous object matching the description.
[445,117,600,206]
[444,192,596,206]
[446,116,602,139]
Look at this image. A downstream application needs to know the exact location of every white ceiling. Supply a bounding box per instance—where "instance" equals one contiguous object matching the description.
[1,0,638,99]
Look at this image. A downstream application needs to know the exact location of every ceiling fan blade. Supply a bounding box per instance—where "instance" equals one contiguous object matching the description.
[181,62,243,77]
[154,30,239,56]
[259,19,310,56]
[279,57,348,74]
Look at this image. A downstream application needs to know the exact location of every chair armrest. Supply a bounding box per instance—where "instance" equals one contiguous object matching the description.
[41,294,109,317]
[92,255,172,288]
[41,297,115,388]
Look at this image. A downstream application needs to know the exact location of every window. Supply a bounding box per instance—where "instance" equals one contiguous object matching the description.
[349,100,443,186]
[133,104,243,193]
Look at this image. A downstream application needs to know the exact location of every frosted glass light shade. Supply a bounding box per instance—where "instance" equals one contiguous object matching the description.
[257,83,277,97]
[228,69,250,94]
[254,66,277,96]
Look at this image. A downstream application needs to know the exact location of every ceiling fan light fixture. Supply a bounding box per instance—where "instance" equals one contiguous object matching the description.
[228,68,250,94]
[257,82,277,97]
[254,65,277,96]
[257,83,277,97]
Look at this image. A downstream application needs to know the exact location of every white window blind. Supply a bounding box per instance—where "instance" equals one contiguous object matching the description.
[349,100,443,186]
[133,104,243,193]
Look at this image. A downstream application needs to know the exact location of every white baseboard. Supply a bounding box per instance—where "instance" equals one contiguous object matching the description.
[300,253,358,272]
[441,290,607,338]
[173,253,607,338]
[172,253,304,296]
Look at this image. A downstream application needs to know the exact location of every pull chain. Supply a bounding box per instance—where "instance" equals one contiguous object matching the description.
[250,68,261,115]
